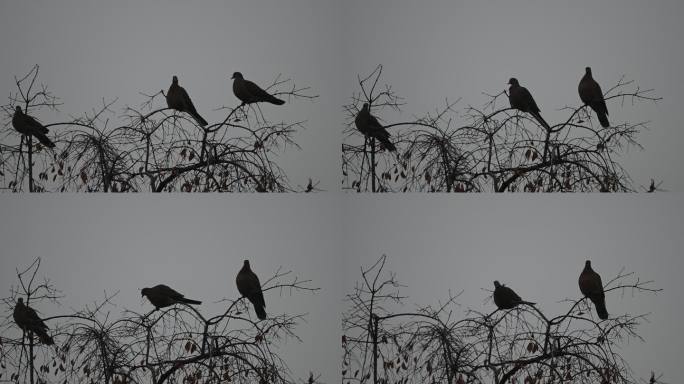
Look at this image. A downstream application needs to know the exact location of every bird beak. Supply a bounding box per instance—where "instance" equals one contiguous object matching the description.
[230,74,235,79]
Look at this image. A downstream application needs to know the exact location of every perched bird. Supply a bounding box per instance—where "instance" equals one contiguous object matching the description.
[508,78,551,130]
[578,260,609,320]
[354,103,397,152]
[141,284,202,309]
[13,298,54,345]
[12,106,56,148]
[493,281,535,309]
[578,67,610,128]
[231,72,285,105]
[236,260,267,320]
[166,75,208,127]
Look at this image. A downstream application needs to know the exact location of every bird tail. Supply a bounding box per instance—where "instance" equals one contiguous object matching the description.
[596,112,610,128]
[267,95,285,105]
[532,112,551,131]
[192,113,208,127]
[374,131,397,152]
[35,329,55,345]
[593,298,609,320]
[180,298,202,305]
[253,304,267,320]
[34,132,56,148]
[378,137,397,152]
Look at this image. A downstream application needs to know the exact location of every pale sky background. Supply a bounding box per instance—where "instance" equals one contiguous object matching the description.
[1,0,683,191]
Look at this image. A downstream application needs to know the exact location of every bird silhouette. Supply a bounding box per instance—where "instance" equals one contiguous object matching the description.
[493,281,535,309]
[13,298,54,345]
[231,72,285,105]
[166,75,208,127]
[236,260,267,320]
[578,67,610,127]
[354,103,397,152]
[12,106,56,148]
[508,78,551,130]
[141,284,202,309]
[578,260,609,320]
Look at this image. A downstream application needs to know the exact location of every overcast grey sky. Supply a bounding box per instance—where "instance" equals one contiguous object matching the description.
[1,0,682,191]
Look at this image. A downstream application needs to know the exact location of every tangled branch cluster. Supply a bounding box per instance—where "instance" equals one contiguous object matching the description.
[0,65,319,192]
[342,65,661,192]
[342,255,663,384]
[0,258,319,384]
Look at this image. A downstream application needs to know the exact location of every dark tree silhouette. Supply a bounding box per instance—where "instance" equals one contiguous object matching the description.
[342,255,664,384]
[0,258,319,384]
[0,65,319,192]
[342,65,662,192]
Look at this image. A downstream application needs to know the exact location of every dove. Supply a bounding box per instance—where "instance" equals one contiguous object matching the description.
[578,260,609,320]
[578,67,610,127]
[231,72,285,105]
[13,298,54,345]
[354,103,397,152]
[493,281,535,309]
[236,260,267,320]
[508,78,551,130]
[12,106,56,148]
[141,284,202,309]
[166,75,208,127]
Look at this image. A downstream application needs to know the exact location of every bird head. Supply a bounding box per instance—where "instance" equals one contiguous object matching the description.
[585,260,592,268]
[141,288,149,297]
[172,75,179,84]
[243,260,250,268]
[493,281,502,288]
[585,67,592,75]
[231,72,244,80]
[508,78,519,86]
[15,106,22,113]
[362,103,369,111]
[16,297,24,304]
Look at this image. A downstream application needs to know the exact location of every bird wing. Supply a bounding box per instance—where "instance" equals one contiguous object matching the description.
[519,87,540,113]
[178,88,198,115]
[579,269,603,297]
[237,270,265,307]
[244,80,275,102]
[366,113,384,131]
[154,284,184,300]
[12,113,31,135]
[17,303,48,331]
[579,76,608,114]
[166,84,181,109]
[23,114,49,134]
[354,112,370,135]
[503,286,522,303]
[578,74,593,105]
